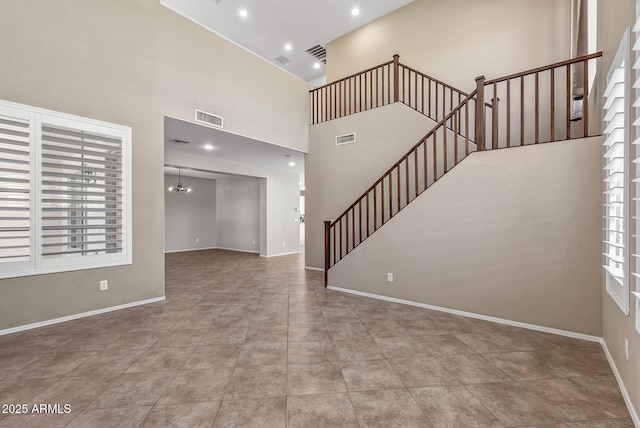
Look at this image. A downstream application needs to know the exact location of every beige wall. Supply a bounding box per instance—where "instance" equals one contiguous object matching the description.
[327,0,571,92]
[305,103,439,268]
[598,0,640,419]
[329,137,603,336]
[0,0,309,330]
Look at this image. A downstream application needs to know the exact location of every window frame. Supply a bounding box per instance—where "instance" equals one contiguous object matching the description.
[604,29,631,315]
[0,99,132,279]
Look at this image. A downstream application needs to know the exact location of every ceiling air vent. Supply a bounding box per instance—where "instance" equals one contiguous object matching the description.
[275,55,290,65]
[195,109,223,128]
[336,133,356,146]
[306,44,327,64]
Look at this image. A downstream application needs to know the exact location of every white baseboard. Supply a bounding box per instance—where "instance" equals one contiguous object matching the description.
[0,296,166,336]
[165,247,259,255]
[600,340,640,426]
[164,246,218,253]
[215,247,260,255]
[327,285,601,343]
[260,251,300,258]
[305,266,324,272]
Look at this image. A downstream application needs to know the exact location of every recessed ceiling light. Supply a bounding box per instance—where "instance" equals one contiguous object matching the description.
[203,144,214,150]
[284,43,292,51]
[313,62,321,70]
[239,8,248,18]
[351,7,360,16]
[288,161,296,167]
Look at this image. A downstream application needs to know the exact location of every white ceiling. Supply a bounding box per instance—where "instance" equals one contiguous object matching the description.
[160,0,414,83]
[164,116,305,182]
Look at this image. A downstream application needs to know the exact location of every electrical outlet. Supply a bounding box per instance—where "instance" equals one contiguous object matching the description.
[196,238,200,243]
[387,273,393,282]
[100,280,108,291]
[282,241,286,247]
[252,240,256,245]
[625,338,629,360]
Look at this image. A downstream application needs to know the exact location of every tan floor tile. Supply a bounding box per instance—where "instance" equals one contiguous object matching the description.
[67,349,145,377]
[287,362,347,395]
[0,377,59,404]
[236,342,287,366]
[493,331,558,351]
[66,406,152,428]
[183,344,241,369]
[483,351,564,381]
[107,331,165,351]
[524,378,623,421]
[531,348,613,377]
[287,393,359,428]
[362,320,410,337]
[436,354,512,384]
[389,357,459,388]
[224,365,286,399]
[576,419,637,427]
[0,354,43,377]
[455,333,520,353]
[397,319,447,336]
[30,374,120,413]
[0,412,76,428]
[87,371,176,409]
[410,385,505,427]
[418,334,477,356]
[287,340,337,363]
[327,321,371,340]
[10,352,96,379]
[374,336,431,359]
[466,382,567,426]
[571,376,631,418]
[213,396,286,428]
[287,323,329,341]
[125,346,194,373]
[333,337,385,361]
[341,359,405,391]
[350,389,432,427]
[140,402,221,427]
[157,368,233,404]
[154,328,208,349]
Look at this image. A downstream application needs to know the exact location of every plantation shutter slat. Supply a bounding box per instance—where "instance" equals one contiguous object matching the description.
[0,112,30,263]
[40,122,124,259]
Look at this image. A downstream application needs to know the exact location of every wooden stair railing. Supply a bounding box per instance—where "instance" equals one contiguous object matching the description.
[322,52,603,286]
[323,90,480,286]
[310,55,477,125]
[477,52,603,150]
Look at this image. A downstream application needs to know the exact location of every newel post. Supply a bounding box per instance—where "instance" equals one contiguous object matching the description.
[393,54,400,103]
[323,220,331,287]
[475,75,486,151]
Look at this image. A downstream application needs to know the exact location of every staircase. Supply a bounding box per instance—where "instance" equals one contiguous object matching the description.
[316,52,603,286]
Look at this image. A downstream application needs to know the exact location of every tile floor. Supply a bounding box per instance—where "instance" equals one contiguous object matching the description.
[0,249,634,427]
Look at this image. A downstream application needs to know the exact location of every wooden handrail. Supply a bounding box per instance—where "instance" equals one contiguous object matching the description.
[399,63,469,97]
[484,52,602,85]
[330,89,478,228]
[309,60,394,93]
[309,55,476,125]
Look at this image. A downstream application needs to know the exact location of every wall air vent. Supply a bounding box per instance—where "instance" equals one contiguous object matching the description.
[275,55,290,65]
[195,109,223,128]
[306,44,327,64]
[336,133,356,146]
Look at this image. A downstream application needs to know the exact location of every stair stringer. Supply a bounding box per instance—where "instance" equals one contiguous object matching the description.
[328,136,603,336]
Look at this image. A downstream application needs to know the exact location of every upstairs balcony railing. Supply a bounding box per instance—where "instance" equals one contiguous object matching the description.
[310,55,482,126]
